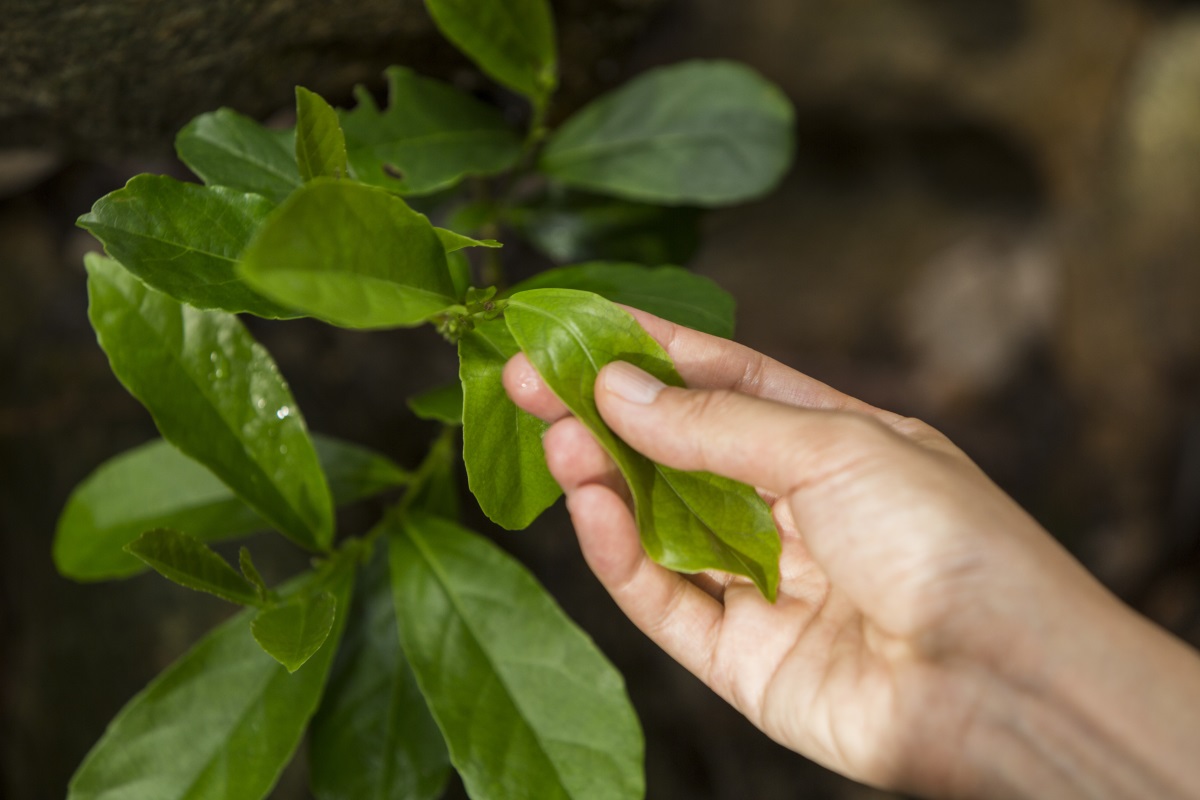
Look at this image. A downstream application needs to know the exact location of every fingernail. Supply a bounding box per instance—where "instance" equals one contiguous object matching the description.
[603,362,665,405]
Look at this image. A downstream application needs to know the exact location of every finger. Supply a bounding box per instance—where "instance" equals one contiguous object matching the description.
[503,352,570,422]
[595,361,981,632]
[542,416,630,504]
[595,360,901,499]
[565,482,725,686]
[622,309,966,455]
[544,415,731,601]
[620,307,892,420]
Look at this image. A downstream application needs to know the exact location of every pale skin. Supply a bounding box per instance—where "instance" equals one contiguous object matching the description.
[502,309,1200,799]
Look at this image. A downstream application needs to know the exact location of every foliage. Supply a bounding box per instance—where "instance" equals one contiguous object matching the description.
[56,1,795,797]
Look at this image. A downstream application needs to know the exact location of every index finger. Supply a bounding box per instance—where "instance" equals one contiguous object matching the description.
[621,307,896,420]
[504,306,905,427]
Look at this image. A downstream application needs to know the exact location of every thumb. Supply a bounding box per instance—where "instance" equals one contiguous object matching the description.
[594,360,970,629]
[595,360,901,500]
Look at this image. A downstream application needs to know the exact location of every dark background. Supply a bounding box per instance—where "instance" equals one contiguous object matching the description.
[3,1,1200,797]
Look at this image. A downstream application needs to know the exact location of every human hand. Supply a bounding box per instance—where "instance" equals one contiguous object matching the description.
[503,309,1200,799]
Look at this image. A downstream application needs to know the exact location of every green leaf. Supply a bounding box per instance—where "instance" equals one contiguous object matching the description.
[505,288,780,599]
[238,179,458,329]
[315,435,410,506]
[388,511,644,799]
[540,60,795,206]
[55,439,267,582]
[175,108,302,204]
[125,529,261,605]
[239,547,270,602]
[340,66,523,195]
[446,250,472,301]
[295,87,349,181]
[67,565,355,800]
[85,254,334,551]
[507,189,702,266]
[423,0,557,107]
[252,591,338,672]
[506,261,736,339]
[311,545,450,800]
[410,429,463,521]
[407,382,464,426]
[459,319,560,529]
[435,226,502,254]
[77,175,297,318]
[54,434,406,583]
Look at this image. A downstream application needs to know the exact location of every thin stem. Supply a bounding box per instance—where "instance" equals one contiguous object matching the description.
[361,425,458,550]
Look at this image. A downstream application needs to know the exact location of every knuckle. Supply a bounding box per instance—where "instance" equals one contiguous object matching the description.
[733,349,770,394]
[887,414,945,445]
[676,387,738,427]
[821,411,893,451]
[786,412,898,489]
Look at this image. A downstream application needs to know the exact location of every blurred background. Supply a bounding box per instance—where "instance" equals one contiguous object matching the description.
[3,0,1200,797]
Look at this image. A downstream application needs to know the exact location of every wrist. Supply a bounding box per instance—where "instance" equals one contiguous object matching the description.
[965,589,1200,799]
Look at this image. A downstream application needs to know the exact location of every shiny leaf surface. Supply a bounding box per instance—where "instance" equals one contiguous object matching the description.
[67,565,355,800]
[506,261,735,339]
[175,108,301,204]
[86,254,334,551]
[389,511,644,799]
[459,319,560,529]
[239,179,457,329]
[55,435,406,582]
[540,61,794,206]
[78,175,296,318]
[505,288,780,599]
[340,67,523,194]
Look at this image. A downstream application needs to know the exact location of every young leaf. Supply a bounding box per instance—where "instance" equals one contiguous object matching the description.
[252,591,338,673]
[407,382,464,426]
[238,179,458,329]
[423,0,557,108]
[505,288,781,600]
[388,511,644,800]
[77,175,298,318]
[125,529,262,606]
[85,254,334,552]
[54,435,407,583]
[506,261,736,339]
[67,566,355,800]
[175,108,302,204]
[435,226,502,255]
[506,189,702,266]
[311,545,450,800]
[340,66,523,195]
[459,319,560,529]
[540,60,795,206]
[295,86,349,181]
[239,547,270,602]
